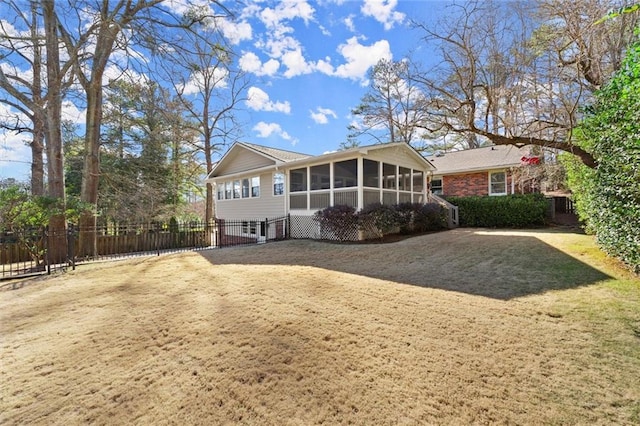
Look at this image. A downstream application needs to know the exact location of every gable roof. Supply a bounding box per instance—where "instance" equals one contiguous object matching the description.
[208,141,435,181]
[207,142,311,179]
[281,141,436,170]
[240,142,311,162]
[428,145,527,175]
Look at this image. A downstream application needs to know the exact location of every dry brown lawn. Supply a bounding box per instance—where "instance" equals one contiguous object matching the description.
[1,228,639,425]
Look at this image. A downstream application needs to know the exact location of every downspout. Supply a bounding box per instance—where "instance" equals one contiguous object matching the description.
[510,168,515,195]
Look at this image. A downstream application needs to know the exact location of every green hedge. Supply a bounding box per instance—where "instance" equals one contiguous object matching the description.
[446,194,548,228]
[562,38,640,273]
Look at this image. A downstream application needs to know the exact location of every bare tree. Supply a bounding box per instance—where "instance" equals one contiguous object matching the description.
[349,59,432,150]
[50,0,230,255]
[412,0,638,168]
[167,30,249,223]
[0,1,47,195]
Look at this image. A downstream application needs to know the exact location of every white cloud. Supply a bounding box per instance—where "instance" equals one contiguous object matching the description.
[334,37,392,83]
[282,48,314,78]
[316,58,334,75]
[239,52,280,76]
[310,107,337,124]
[344,15,356,32]
[319,25,331,36]
[246,87,291,113]
[361,0,405,30]
[252,121,298,145]
[259,0,315,29]
[215,18,253,45]
[262,59,281,76]
[264,34,300,58]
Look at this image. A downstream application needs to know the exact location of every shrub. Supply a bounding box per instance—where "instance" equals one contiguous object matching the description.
[413,203,447,232]
[357,203,402,238]
[395,202,447,233]
[313,204,358,241]
[394,202,416,234]
[446,194,547,228]
[314,202,447,242]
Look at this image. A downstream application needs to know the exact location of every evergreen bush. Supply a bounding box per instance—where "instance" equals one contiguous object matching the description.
[446,194,548,228]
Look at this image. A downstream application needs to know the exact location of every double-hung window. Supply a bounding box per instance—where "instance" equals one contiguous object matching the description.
[431,178,443,195]
[273,173,285,196]
[489,171,507,195]
[251,177,260,197]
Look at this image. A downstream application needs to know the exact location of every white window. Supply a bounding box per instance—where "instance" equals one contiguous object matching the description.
[217,184,224,200]
[242,221,249,234]
[242,179,250,198]
[273,173,285,196]
[233,180,241,199]
[251,177,260,197]
[224,182,232,199]
[489,171,507,195]
[431,178,443,195]
[249,221,257,235]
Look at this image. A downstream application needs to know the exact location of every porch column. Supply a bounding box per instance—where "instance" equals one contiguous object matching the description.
[330,161,335,207]
[306,166,311,212]
[357,157,364,210]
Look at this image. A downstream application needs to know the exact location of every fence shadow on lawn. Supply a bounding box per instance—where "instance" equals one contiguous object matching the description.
[198,228,612,301]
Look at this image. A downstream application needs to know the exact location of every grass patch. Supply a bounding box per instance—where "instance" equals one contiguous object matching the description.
[1,228,638,424]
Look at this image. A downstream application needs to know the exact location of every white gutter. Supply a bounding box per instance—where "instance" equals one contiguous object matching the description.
[205,164,280,183]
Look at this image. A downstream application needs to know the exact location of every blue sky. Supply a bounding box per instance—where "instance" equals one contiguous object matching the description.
[0,0,452,182]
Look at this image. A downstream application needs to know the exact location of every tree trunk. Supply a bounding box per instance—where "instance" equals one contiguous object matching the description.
[43,0,67,263]
[30,115,45,196]
[30,1,44,196]
[78,80,103,257]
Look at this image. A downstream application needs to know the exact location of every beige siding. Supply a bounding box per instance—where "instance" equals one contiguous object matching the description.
[366,146,432,171]
[215,148,275,176]
[215,172,286,220]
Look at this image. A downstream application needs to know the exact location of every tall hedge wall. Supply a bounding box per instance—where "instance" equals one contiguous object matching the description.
[446,194,548,228]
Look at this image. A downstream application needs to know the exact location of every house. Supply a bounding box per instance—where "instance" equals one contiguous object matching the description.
[207,141,437,218]
[427,145,540,197]
[205,142,448,239]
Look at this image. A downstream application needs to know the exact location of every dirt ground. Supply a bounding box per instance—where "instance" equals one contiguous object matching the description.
[1,228,639,425]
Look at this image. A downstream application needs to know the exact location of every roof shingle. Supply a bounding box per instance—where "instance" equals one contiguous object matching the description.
[240,142,311,163]
[428,145,527,174]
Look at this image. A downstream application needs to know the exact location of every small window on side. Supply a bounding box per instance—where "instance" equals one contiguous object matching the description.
[273,173,285,196]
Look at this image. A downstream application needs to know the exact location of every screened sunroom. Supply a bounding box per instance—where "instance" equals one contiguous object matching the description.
[287,157,429,213]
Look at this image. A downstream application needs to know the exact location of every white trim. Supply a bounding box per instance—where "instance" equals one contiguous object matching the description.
[273,172,285,197]
[488,170,508,196]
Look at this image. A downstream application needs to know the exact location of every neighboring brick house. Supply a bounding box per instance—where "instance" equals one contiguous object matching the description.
[427,145,538,197]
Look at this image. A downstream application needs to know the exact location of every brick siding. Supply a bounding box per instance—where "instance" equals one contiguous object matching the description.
[442,171,516,197]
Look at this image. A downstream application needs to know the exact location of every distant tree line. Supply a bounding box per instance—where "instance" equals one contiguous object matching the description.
[0,0,246,258]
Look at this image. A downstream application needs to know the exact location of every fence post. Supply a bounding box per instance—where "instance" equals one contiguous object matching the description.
[44,226,51,275]
[155,223,160,256]
[67,224,76,271]
[286,214,290,240]
[218,219,225,247]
